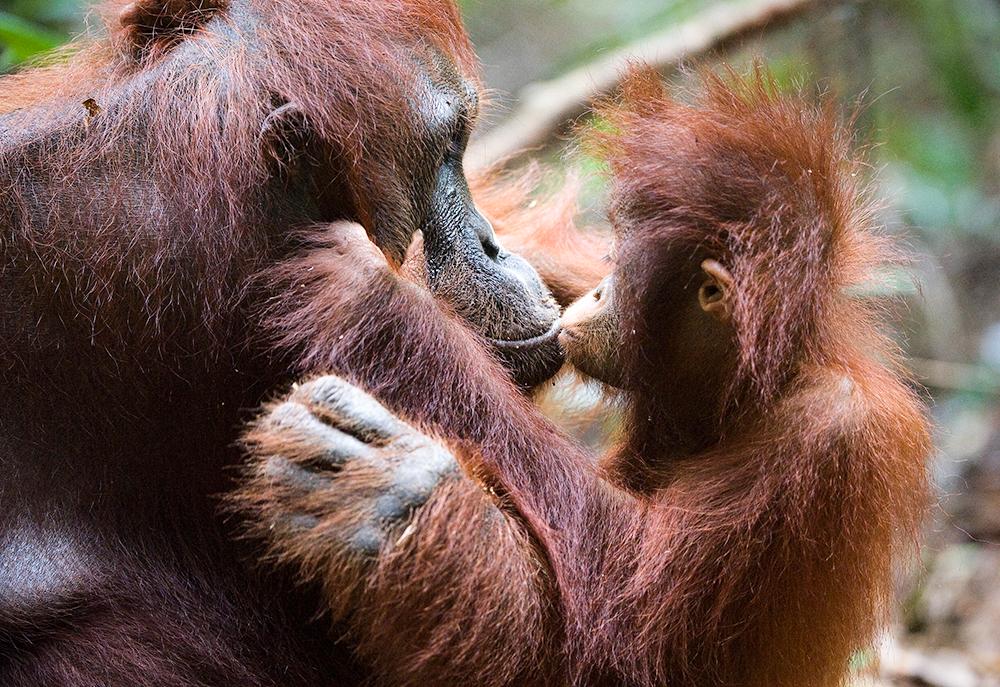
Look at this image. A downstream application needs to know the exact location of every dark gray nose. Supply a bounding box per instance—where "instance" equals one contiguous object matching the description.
[471,211,500,260]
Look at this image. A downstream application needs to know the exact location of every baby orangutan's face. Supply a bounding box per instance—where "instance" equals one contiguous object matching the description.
[558,275,625,388]
[558,258,736,390]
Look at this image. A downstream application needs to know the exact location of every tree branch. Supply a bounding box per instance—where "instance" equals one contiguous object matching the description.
[468,0,819,170]
[908,358,1000,396]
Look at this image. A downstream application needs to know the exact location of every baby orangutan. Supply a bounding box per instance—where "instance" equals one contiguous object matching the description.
[236,65,931,687]
[560,66,933,681]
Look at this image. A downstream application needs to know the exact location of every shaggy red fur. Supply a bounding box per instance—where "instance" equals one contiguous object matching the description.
[585,66,931,686]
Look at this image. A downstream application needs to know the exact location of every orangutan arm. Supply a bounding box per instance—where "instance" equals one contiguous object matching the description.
[234,375,555,687]
[238,222,607,685]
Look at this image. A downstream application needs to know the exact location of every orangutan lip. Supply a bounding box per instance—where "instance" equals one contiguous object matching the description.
[487,319,562,350]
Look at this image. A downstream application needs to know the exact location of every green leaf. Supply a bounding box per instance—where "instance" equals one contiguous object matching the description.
[0,11,66,66]
[7,0,84,28]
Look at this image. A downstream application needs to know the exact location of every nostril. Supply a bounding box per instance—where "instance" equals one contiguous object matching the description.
[481,238,501,260]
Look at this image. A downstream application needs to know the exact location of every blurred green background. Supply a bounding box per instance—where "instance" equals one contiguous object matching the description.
[3,0,999,683]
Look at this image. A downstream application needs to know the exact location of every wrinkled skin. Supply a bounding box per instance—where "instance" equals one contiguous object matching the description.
[249,373,461,560]
[410,62,562,386]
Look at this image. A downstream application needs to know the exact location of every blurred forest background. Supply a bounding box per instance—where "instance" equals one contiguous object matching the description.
[1,0,998,684]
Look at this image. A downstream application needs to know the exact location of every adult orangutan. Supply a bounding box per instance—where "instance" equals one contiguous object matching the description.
[236,67,930,686]
[0,0,572,684]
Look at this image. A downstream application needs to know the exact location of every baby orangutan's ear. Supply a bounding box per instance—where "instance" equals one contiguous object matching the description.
[698,259,734,322]
[117,0,227,59]
[260,101,312,170]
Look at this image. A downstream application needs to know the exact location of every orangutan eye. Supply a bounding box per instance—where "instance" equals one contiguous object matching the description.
[447,115,470,158]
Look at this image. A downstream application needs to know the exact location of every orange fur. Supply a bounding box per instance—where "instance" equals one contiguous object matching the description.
[575,65,931,686]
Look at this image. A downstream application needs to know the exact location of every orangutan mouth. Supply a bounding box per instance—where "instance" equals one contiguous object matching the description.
[487,319,562,351]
